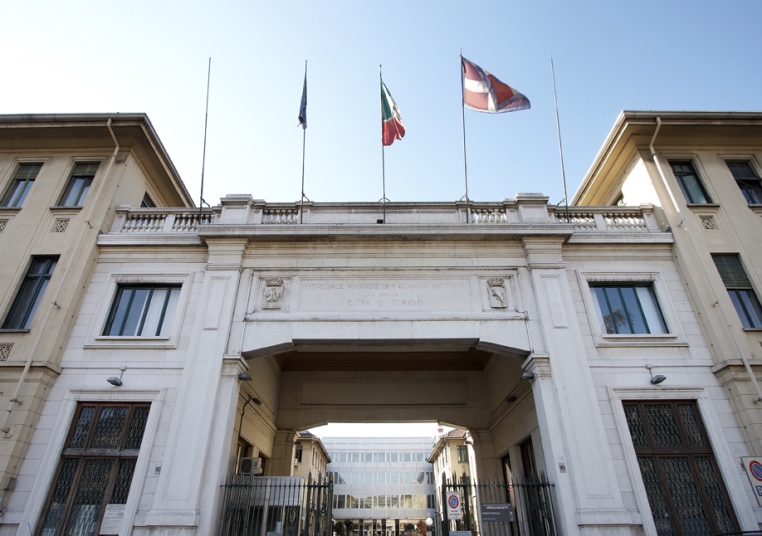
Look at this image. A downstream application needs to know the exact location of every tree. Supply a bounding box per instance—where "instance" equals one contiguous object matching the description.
[334,522,346,536]
[417,520,428,534]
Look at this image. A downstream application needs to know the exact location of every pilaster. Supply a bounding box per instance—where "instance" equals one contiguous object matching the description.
[521,237,634,535]
[145,239,246,530]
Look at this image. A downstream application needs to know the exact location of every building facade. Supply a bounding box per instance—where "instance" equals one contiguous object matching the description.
[0,115,193,527]
[293,431,332,483]
[0,113,760,535]
[573,112,762,458]
[324,437,435,536]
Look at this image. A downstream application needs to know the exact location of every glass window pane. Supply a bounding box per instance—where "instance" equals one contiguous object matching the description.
[591,285,667,335]
[91,406,130,449]
[637,287,667,333]
[603,287,629,334]
[63,459,113,535]
[39,458,80,534]
[122,288,149,336]
[61,177,85,206]
[142,288,167,336]
[21,278,50,329]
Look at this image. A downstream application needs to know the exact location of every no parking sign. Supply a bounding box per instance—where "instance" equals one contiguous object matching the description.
[446,491,462,520]
[742,457,762,507]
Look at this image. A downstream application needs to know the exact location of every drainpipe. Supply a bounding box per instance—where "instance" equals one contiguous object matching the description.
[0,119,121,434]
[649,117,762,404]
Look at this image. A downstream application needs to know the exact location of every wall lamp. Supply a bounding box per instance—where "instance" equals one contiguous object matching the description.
[107,366,126,387]
[237,372,252,381]
[520,372,535,381]
[646,364,666,385]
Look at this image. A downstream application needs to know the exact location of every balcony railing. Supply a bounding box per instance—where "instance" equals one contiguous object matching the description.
[110,200,662,235]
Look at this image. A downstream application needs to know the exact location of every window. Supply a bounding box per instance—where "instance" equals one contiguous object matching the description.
[2,257,58,330]
[294,443,303,462]
[590,285,667,335]
[103,285,180,336]
[1,163,41,207]
[457,445,468,463]
[727,160,762,204]
[669,161,711,204]
[623,401,738,535]
[712,254,762,329]
[140,193,156,208]
[60,162,98,207]
[38,403,150,535]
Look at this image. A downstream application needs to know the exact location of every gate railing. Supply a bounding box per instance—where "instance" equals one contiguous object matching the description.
[218,474,333,536]
[440,474,557,536]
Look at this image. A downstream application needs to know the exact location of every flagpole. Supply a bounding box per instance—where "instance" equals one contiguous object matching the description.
[380,64,386,224]
[551,56,570,222]
[460,51,470,223]
[300,60,307,224]
[199,57,211,220]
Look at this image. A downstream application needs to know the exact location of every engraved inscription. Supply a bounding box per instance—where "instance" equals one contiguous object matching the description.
[299,279,471,313]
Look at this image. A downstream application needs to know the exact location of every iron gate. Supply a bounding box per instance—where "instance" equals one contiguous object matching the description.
[218,474,333,536]
[439,474,557,536]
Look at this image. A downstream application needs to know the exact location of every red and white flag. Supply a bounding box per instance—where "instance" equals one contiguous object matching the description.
[462,57,530,113]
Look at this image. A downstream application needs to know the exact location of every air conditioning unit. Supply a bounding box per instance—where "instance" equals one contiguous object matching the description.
[239,457,262,475]
[293,458,299,466]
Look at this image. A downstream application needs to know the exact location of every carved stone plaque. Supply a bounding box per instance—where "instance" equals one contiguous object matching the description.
[487,278,508,309]
[298,278,471,313]
[262,277,285,310]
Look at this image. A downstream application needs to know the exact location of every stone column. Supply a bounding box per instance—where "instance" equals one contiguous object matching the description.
[269,429,299,476]
[521,237,633,536]
[145,238,248,532]
[465,429,501,481]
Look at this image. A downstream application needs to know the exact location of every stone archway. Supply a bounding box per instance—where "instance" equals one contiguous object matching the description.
[237,337,533,481]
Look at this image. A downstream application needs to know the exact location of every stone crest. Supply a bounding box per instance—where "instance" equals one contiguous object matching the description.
[262,277,285,310]
[487,278,508,309]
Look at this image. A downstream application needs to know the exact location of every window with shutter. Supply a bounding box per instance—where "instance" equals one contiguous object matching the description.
[712,254,762,328]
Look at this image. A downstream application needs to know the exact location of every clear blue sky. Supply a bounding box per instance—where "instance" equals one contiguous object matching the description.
[3,1,761,208]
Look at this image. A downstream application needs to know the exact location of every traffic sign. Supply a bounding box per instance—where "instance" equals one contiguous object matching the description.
[446,491,462,520]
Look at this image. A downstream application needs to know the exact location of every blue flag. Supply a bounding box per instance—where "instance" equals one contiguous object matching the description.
[298,65,307,129]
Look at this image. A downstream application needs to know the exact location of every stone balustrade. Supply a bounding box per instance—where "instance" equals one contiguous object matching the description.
[110,197,662,235]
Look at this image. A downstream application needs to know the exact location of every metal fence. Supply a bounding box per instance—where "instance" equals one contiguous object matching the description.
[439,474,557,536]
[218,474,333,536]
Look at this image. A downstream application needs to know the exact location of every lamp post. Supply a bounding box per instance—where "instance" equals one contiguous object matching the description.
[425,517,433,536]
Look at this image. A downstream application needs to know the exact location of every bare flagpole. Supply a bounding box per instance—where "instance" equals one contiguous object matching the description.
[199,57,211,220]
[300,60,308,223]
[551,56,570,222]
[460,51,470,223]
[380,64,386,224]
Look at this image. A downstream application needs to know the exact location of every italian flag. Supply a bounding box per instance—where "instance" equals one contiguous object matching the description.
[381,80,405,146]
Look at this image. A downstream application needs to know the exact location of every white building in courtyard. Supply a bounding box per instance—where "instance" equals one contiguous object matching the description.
[324,436,436,536]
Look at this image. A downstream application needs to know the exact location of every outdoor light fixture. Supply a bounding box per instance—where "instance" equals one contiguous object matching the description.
[520,372,535,381]
[237,372,252,381]
[107,366,126,387]
[646,364,666,385]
